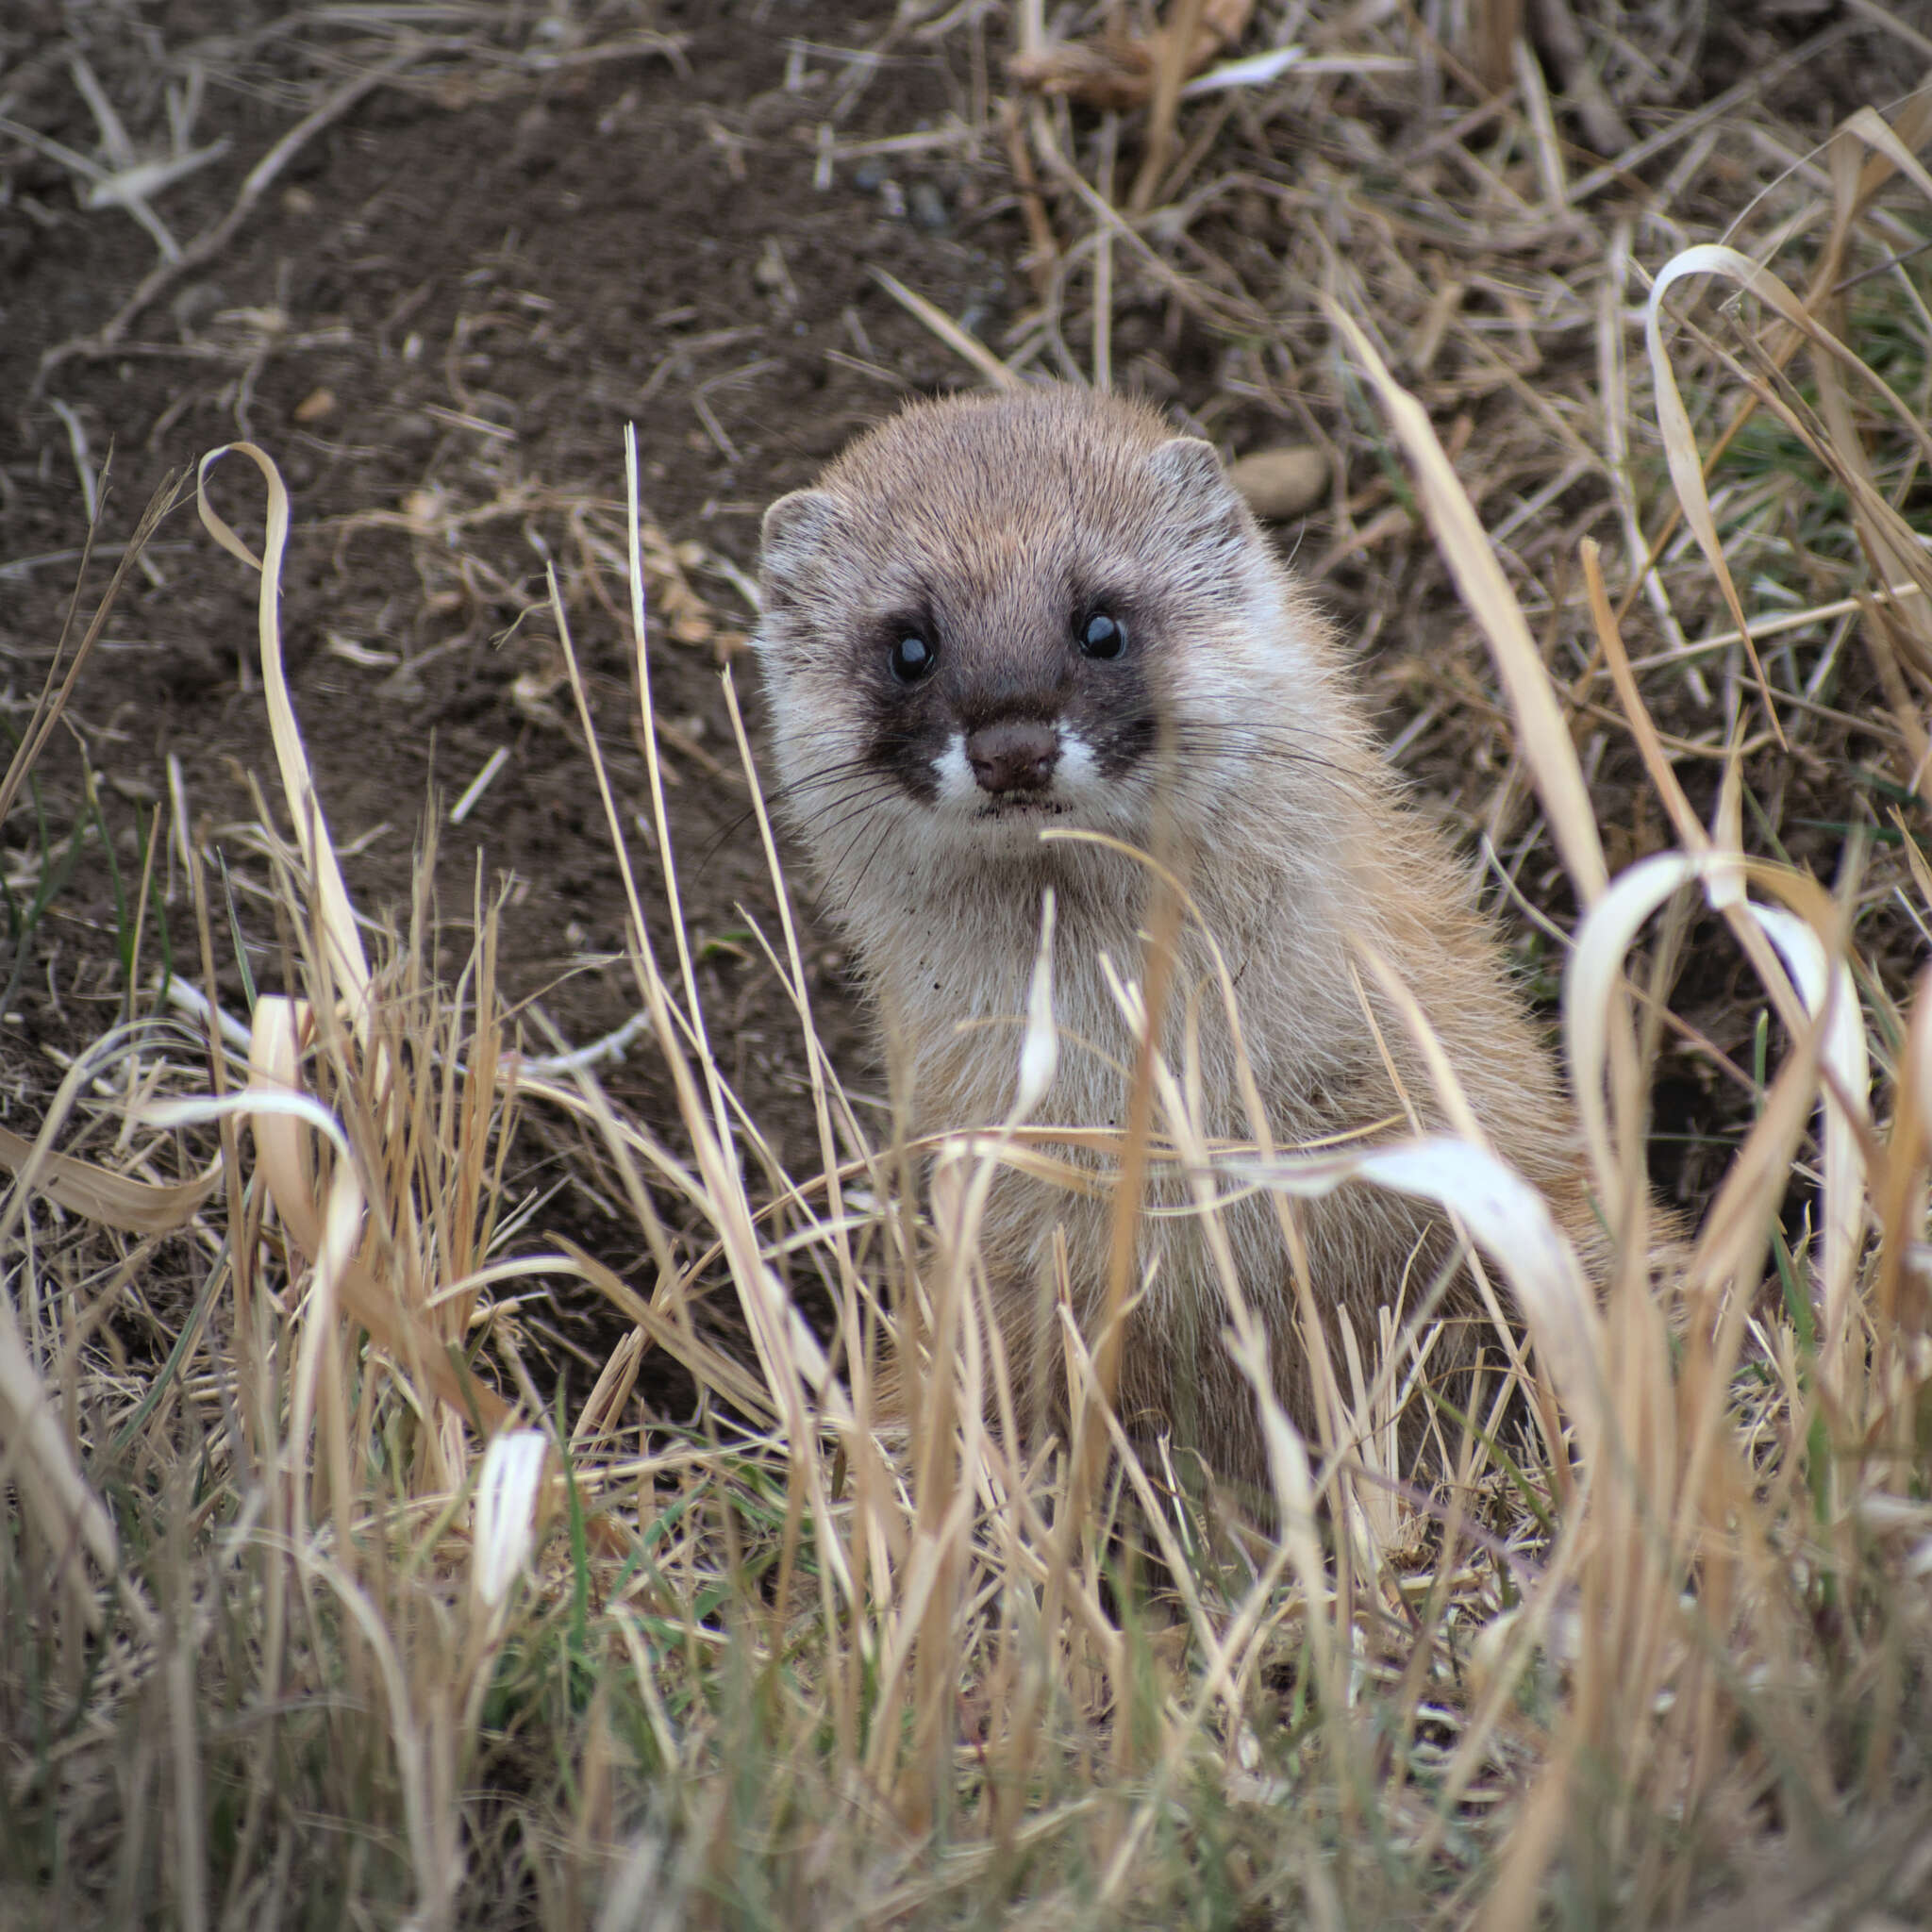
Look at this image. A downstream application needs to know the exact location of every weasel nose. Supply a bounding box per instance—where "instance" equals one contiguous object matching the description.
[966,719,1058,795]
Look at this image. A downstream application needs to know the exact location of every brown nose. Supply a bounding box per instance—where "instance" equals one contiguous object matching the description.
[966,718,1058,795]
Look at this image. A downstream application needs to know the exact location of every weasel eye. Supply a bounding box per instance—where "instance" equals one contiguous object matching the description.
[890,632,938,684]
[1079,610,1127,660]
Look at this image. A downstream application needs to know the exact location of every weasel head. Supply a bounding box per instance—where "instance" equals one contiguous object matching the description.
[754,386,1324,896]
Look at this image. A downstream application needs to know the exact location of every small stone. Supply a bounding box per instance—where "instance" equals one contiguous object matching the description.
[1226,444,1329,522]
[908,180,948,231]
[292,386,336,424]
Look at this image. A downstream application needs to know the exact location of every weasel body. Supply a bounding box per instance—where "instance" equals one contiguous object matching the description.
[756,386,1596,1483]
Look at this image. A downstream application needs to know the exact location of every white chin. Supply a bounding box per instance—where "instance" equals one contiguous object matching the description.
[974,794,1068,820]
[924,800,1066,858]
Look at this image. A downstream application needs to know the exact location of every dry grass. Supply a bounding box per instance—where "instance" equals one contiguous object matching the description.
[5,3,1932,1927]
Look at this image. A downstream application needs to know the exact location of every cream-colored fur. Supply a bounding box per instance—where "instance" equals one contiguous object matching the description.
[755,386,1598,1489]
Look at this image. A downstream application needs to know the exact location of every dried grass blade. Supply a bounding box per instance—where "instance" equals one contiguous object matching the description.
[1640,242,1932,749]
[1128,0,1207,213]
[0,471,179,830]
[1566,853,1705,1220]
[241,997,327,1255]
[0,1303,146,1635]
[1584,539,1816,1050]
[146,1066,512,1433]
[549,1236,778,1426]
[1240,1136,1605,1458]
[1750,903,1871,1401]
[295,1545,450,1916]
[196,444,372,1028]
[1838,105,1932,208]
[1326,303,1608,905]
[0,1124,221,1233]
[869,266,1020,390]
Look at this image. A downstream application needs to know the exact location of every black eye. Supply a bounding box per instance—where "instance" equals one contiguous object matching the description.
[1079,610,1126,660]
[890,632,937,684]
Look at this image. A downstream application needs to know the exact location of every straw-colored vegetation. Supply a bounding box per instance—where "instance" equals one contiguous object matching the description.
[4,3,1932,1925]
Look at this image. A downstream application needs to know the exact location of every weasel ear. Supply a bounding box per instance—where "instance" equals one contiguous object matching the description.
[761,488,840,566]
[758,489,841,624]
[1147,436,1245,546]
[1146,436,1227,497]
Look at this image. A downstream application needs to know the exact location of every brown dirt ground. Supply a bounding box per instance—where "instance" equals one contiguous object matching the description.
[0,2,1916,1408]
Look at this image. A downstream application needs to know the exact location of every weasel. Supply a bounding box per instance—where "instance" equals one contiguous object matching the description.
[754,385,1599,1490]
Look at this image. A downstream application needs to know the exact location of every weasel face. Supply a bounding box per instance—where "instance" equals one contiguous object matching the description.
[853,587,1153,829]
[754,387,1301,877]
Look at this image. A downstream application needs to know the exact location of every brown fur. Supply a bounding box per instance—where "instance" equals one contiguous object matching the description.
[755,385,1600,1489]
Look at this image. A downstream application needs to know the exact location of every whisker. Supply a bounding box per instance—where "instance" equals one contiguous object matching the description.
[826,807,889,888]
[799,784,913,852]
[844,819,907,909]
[688,771,906,876]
